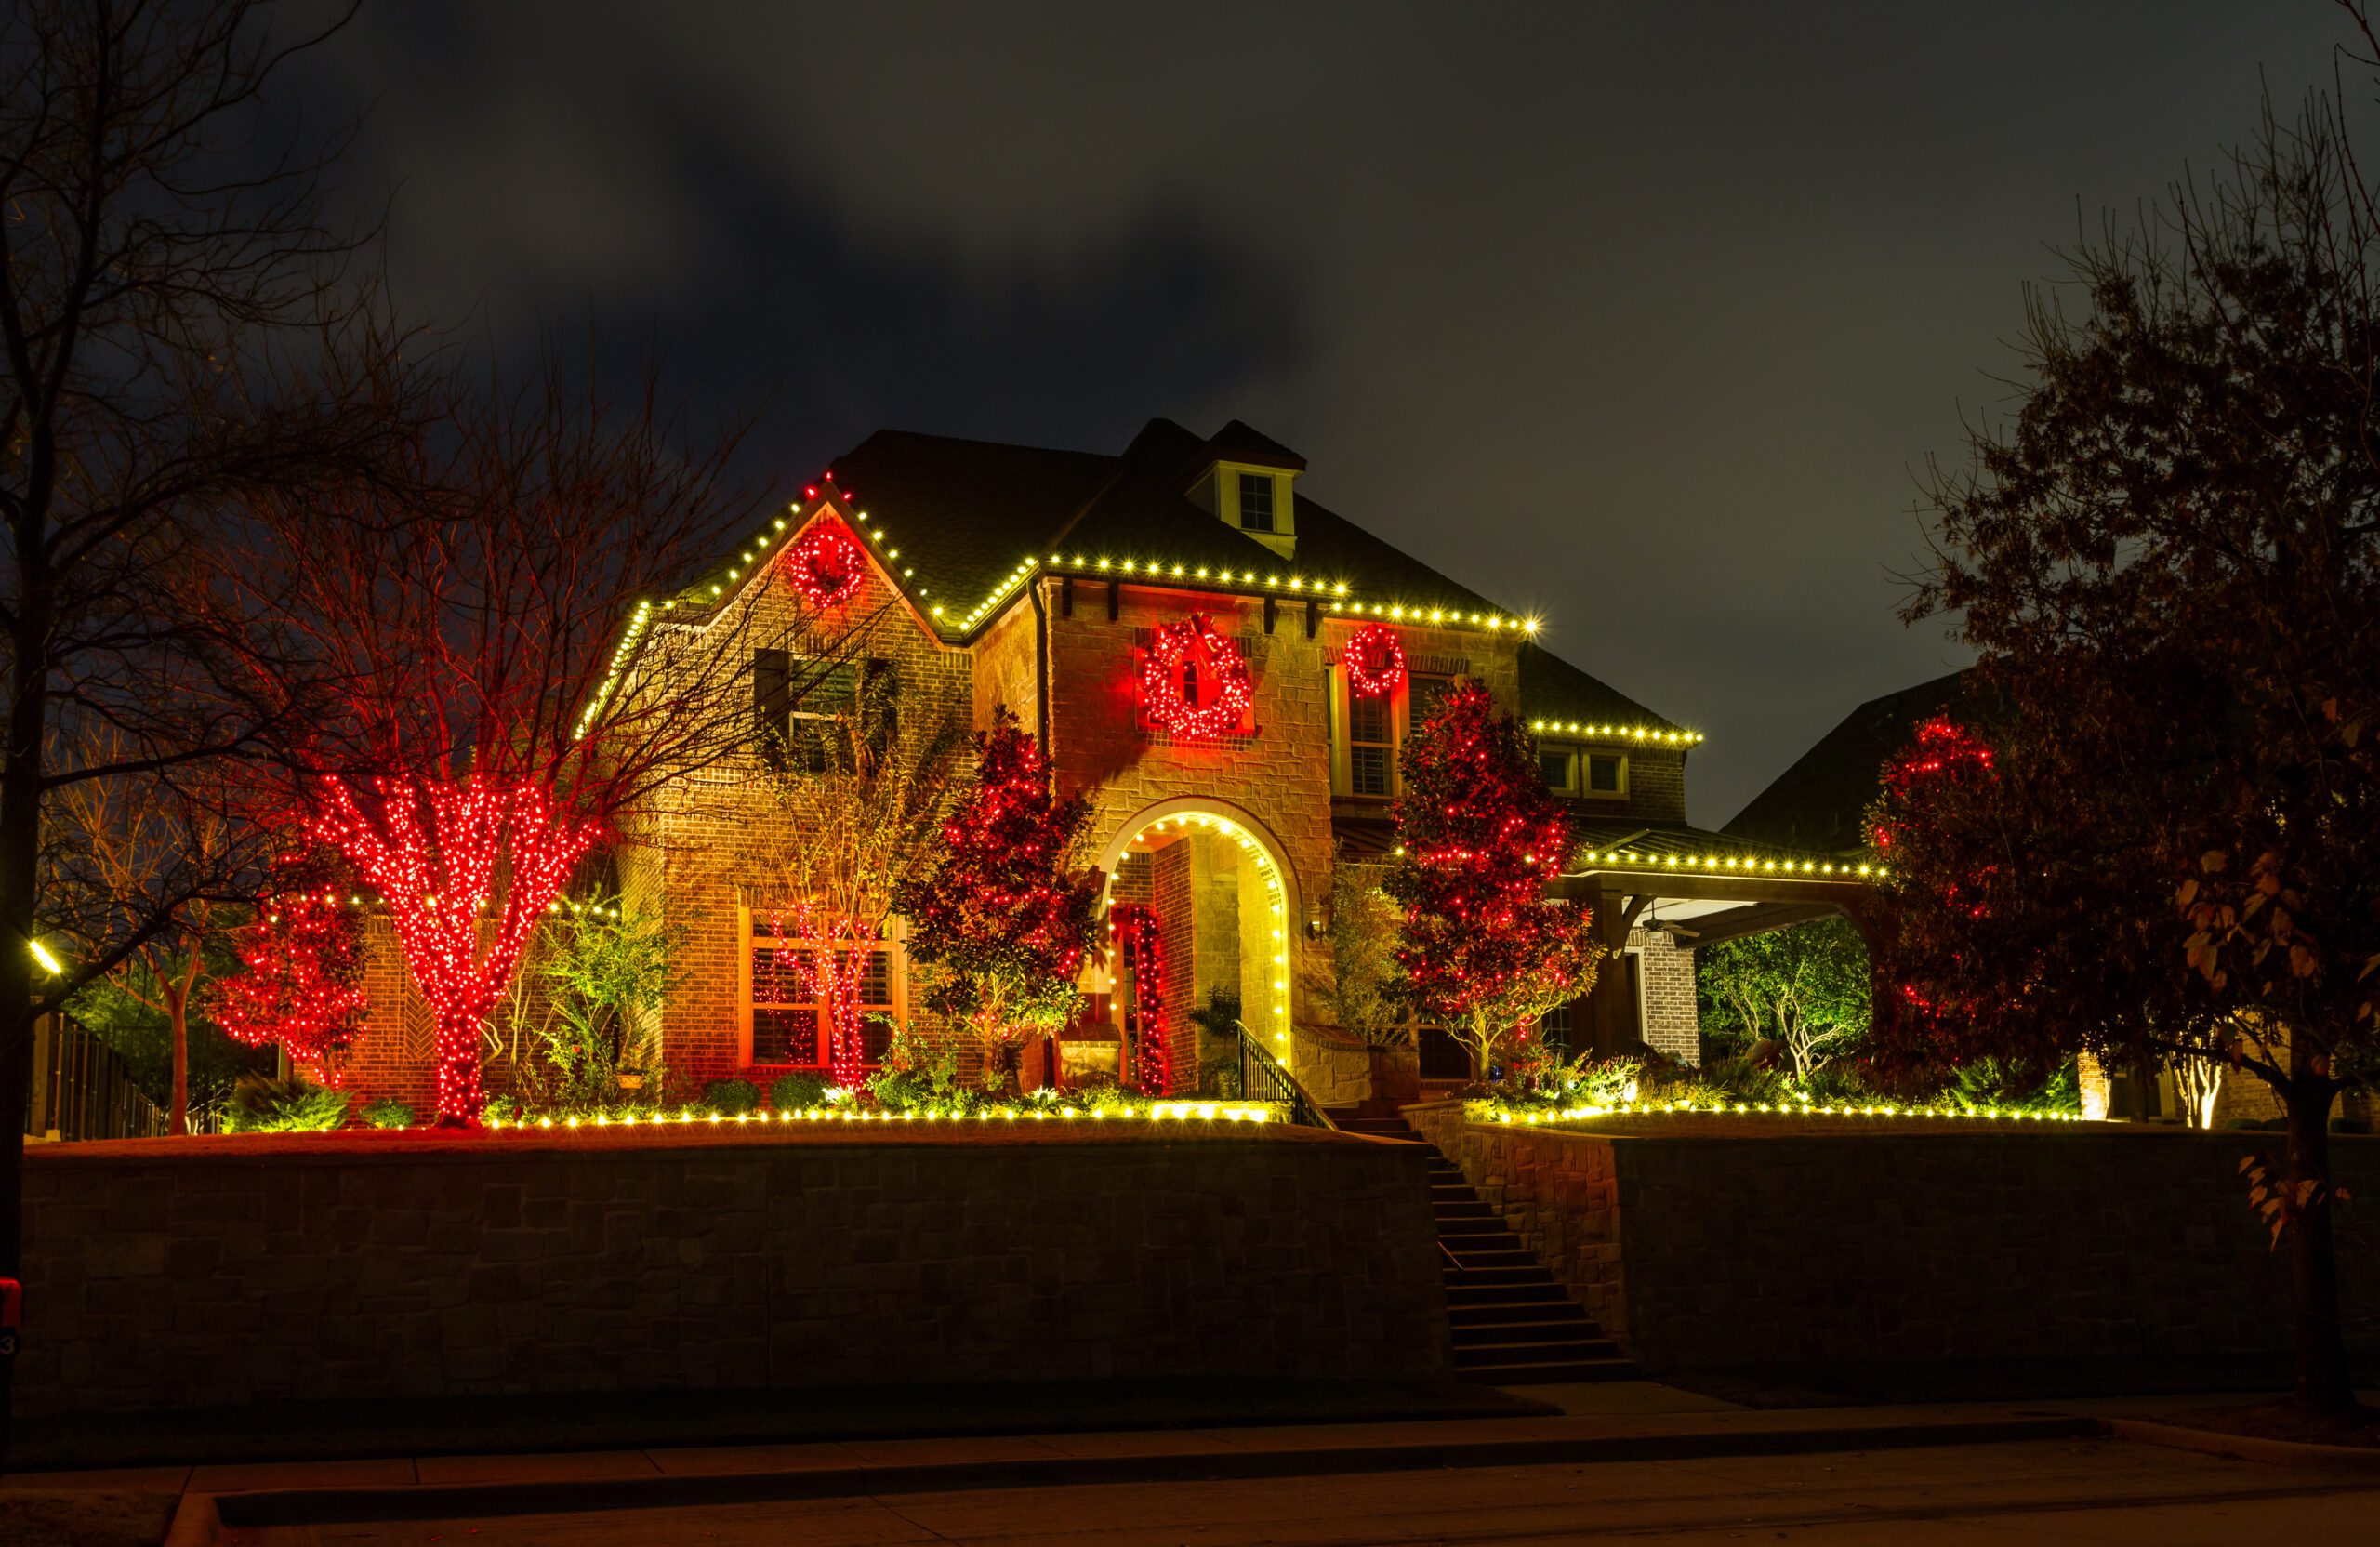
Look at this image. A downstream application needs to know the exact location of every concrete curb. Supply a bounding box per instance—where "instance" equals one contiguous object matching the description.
[2105,1417,2380,1473]
[162,1490,219,1547]
[208,1415,2096,1529]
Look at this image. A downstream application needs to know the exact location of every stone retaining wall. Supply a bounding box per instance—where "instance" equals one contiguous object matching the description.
[17,1124,1448,1417]
[1406,1101,2380,1376]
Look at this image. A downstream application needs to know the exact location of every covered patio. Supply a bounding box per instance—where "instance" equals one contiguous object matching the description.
[1553,821,1878,1059]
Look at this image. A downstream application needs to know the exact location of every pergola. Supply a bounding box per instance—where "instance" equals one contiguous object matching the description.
[1549,821,1879,1057]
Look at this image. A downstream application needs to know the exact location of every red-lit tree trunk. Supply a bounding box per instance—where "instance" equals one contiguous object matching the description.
[778,905,871,1091]
[313,778,599,1120]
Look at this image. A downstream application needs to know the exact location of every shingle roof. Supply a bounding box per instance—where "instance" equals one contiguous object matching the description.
[1519,642,1682,737]
[805,416,1681,737]
[1722,669,1971,854]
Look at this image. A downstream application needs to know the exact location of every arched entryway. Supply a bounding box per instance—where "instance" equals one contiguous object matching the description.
[1088,799,1302,1095]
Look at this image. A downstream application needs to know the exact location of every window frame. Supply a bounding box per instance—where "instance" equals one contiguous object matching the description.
[1580,748,1629,800]
[1236,471,1276,533]
[739,906,906,1070]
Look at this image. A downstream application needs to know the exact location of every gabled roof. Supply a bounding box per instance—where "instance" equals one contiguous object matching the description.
[1520,642,1686,740]
[1723,668,1970,855]
[639,416,1690,747]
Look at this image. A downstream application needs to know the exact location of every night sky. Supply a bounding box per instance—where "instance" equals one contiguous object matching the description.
[310,3,2347,825]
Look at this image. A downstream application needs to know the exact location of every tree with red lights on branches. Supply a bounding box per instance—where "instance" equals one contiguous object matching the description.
[212,881,370,1080]
[1876,66,2380,1415]
[1384,681,1600,1078]
[253,362,871,1124]
[894,708,1104,1091]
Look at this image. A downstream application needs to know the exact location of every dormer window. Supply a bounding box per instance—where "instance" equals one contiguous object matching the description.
[1237,473,1276,533]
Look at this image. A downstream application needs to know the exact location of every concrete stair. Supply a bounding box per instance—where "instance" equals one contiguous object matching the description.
[1329,1109,1641,1385]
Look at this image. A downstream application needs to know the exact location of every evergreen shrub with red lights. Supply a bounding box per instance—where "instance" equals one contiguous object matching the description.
[213,885,371,1078]
[894,707,1104,1083]
[1384,680,1600,1078]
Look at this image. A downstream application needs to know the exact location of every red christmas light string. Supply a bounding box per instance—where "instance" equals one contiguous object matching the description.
[1107,903,1170,1094]
[789,521,865,609]
[773,904,873,1089]
[1140,614,1253,737]
[311,776,599,1123]
[1342,621,1406,699]
[215,886,371,1084]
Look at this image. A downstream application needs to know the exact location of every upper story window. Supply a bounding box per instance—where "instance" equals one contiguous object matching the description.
[752,652,887,772]
[1237,472,1276,533]
[1540,745,1627,798]
[1350,692,1393,797]
[1338,670,1451,800]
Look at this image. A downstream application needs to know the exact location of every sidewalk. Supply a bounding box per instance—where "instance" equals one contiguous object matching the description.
[9,1386,2104,1542]
[8,1382,2371,1543]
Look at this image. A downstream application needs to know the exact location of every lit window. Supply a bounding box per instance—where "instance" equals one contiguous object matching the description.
[1238,472,1275,533]
[748,923,899,1068]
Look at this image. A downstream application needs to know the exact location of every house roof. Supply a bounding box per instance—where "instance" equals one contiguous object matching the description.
[639,416,1687,742]
[1722,668,1971,855]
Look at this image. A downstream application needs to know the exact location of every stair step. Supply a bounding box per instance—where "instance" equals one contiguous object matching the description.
[1448,1301,1591,1329]
[1451,1319,1613,1348]
[1443,1266,1559,1289]
[1461,1357,1645,1384]
[1444,1277,1568,1303]
[1442,1246,1537,1267]
[1455,1340,1620,1367]
[1432,1214,1508,1235]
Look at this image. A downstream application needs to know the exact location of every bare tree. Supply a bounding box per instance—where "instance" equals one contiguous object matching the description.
[0,0,430,1468]
[48,735,278,1131]
[254,358,875,1123]
[744,664,972,1089]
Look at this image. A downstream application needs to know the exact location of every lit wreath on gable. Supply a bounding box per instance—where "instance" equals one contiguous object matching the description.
[788,522,865,609]
[1140,614,1253,737]
[1342,621,1407,698]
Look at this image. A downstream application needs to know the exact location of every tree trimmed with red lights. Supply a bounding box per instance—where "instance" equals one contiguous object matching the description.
[1385,681,1600,1078]
[894,708,1104,1089]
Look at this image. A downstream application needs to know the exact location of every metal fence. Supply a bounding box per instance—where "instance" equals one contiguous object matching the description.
[25,1012,169,1141]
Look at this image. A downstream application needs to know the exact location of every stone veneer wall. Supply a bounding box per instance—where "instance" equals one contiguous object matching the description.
[16,1126,1450,1418]
[1404,1102,2379,1376]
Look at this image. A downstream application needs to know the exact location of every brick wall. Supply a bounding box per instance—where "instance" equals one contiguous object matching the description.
[1632,928,1698,1066]
[16,1125,1451,1417]
[1405,1103,2380,1377]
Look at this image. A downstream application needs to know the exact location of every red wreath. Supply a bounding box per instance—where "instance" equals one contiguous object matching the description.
[788,522,864,609]
[1343,622,1407,698]
[1140,615,1252,737]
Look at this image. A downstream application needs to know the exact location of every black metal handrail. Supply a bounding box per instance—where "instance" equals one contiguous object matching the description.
[1232,1021,1337,1130]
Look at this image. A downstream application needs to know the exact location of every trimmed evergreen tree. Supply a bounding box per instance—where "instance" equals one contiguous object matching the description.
[893,708,1104,1086]
[1385,681,1600,1077]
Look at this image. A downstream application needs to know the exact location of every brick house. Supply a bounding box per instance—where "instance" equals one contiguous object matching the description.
[349,417,1810,1112]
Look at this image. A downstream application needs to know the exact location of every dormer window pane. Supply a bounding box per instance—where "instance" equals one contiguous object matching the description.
[1238,472,1275,533]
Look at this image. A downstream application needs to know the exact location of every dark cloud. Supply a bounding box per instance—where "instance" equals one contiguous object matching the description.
[306,0,2351,821]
